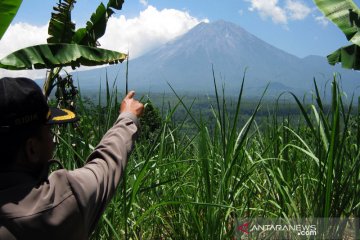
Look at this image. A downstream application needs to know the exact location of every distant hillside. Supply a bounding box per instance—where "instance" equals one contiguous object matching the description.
[72,20,360,97]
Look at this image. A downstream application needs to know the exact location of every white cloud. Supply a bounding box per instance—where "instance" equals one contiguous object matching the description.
[0,6,206,79]
[285,0,311,20]
[0,23,48,57]
[245,0,311,25]
[98,5,208,59]
[0,23,48,79]
[315,15,329,27]
[140,0,148,7]
[246,0,288,24]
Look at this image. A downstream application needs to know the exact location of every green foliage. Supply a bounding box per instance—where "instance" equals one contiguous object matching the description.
[0,43,127,70]
[48,0,124,47]
[0,0,127,72]
[314,0,360,44]
[73,0,123,46]
[54,73,359,239]
[327,43,360,69]
[0,0,127,102]
[139,100,163,143]
[314,0,360,69]
[48,0,76,44]
[107,0,124,10]
[0,0,22,40]
[73,3,108,46]
[44,0,126,101]
[55,74,78,110]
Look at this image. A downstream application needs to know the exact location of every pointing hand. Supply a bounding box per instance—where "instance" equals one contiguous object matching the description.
[120,91,144,117]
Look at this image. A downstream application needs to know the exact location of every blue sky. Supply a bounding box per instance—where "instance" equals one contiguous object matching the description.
[1,0,358,78]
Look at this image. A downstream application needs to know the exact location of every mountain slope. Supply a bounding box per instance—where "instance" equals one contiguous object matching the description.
[74,20,360,96]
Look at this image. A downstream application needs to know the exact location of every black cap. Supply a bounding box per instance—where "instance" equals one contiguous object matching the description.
[0,77,77,132]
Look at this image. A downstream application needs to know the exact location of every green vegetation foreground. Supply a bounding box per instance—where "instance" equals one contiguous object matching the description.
[56,76,359,239]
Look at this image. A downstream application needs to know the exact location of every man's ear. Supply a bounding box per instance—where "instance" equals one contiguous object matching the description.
[25,137,40,164]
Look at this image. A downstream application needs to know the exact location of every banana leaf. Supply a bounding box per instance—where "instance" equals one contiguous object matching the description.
[0,43,127,70]
[73,3,108,46]
[48,0,76,43]
[314,0,360,45]
[73,0,124,46]
[0,0,23,40]
[327,43,360,70]
[107,0,124,10]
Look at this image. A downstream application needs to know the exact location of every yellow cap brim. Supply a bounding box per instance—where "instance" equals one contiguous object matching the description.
[46,108,78,124]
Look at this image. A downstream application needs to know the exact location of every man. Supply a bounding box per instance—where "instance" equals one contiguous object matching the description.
[0,77,144,239]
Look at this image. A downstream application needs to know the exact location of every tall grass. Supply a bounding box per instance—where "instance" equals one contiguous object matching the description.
[53,73,360,239]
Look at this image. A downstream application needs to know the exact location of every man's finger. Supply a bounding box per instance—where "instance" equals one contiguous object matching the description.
[126,91,135,99]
